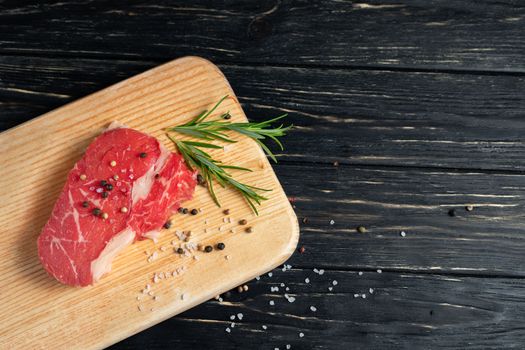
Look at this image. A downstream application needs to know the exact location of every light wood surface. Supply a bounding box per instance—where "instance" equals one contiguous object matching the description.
[0,56,299,350]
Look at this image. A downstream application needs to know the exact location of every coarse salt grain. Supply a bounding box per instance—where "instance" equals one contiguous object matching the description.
[148,291,154,296]
[231,322,235,328]
[286,345,291,349]
[358,271,363,276]
[305,278,310,283]
[362,294,366,299]
[225,328,231,333]
[237,313,243,320]
[96,188,103,193]
[218,297,223,302]
[269,300,275,306]
[299,332,304,338]
[288,296,296,303]
[262,325,267,330]
[310,306,317,312]
[369,288,374,294]
[328,287,333,291]
[330,220,335,225]
[280,283,285,287]
[319,269,325,275]
[377,269,382,273]
[400,231,406,237]
[223,218,228,223]
[230,315,235,320]
[225,255,231,260]
[286,287,290,291]
[332,280,338,286]
[268,272,273,277]
[354,294,359,298]
[256,276,260,280]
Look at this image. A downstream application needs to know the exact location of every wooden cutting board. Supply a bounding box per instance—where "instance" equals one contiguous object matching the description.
[0,56,299,349]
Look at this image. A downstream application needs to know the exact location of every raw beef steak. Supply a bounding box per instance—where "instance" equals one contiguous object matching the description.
[37,125,196,287]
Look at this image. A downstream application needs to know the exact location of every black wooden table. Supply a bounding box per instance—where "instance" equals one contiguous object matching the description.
[3,1,525,349]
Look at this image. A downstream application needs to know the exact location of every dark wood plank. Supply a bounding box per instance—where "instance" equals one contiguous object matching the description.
[109,270,525,349]
[1,0,525,72]
[2,57,525,170]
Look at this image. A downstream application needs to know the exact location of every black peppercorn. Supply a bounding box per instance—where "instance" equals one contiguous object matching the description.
[105,183,113,191]
[101,191,109,198]
[182,208,189,214]
[223,209,230,215]
[155,174,160,179]
[163,221,172,229]
[217,242,225,250]
[245,227,253,233]
[177,248,184,254]
[204,245,213,253]
[100,180,107,187]
[196,174,205,185]
[448,209,456,217]
[178,207,184,213]
[139,152,147,158]
[190,209,198,215]
[239,219,247,225]
[92,208,101,216]
[82,201,89,208]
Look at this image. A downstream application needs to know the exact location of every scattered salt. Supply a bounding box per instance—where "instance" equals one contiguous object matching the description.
[377,269,382,273]
[256,276,261,280]
[362,294,366,299]
[332,280,338,286]
[269,300,275,306]
[288,296,296,303]
[96,188,103,193]
[237,313,243,320]
[305,278,310,283]
[225,327,231,333]
[318,269,325,275]
[223,217,228,223]
[218,297,223,302]
[310,306,317,312]
[369,288,374,294]
[329,220,335,225]
[286,345,291,350]
[358,271,363,276]
[328,287,333,291]
[299,332,304,338]
[268,272,273,277]
[286,287,290,291]
[400,231,406,237]
[262,325,267,330]
[225,255,231,260]
[230,315,236,320]
[231,322,235,328]
[353,293,359,298]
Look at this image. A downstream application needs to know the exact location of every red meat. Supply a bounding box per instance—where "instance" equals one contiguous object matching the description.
[37,125,196,287]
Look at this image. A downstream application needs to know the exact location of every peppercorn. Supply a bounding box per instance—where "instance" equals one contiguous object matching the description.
[105,183,113,191]
[155,174,160,179]
[223,113,231,120]
[92,208,102,216]
[178,207,184,213]
[101,191,109,198]
[223,209,230,215]
[448,209,456,217]
[357,226,366,233]
[182,208,189,214]
[100,180,107,187]
[239,219,247,225]
[190,209,198,215]
[299,246,306,254]
[245,227,253,233]
[204,245,213,253]
[139,152,147,158]
[82,201,89,208]
[163,221,172,229]
[177,248,184,254]
[217,242,225,250]
[196,174,205,185]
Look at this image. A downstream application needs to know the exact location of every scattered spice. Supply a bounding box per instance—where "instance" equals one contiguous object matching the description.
[357,226,366,233]
[466,205,474,212]
[101,212,109,220]
[196,174,205,185]
[299,246,305,254]
[204,245,213,253]
[448,209,456,217]
[302,217,308,224]
[100,180,108,187]
[79,174,87,181]
[110,160,117,167]
[177,248,184,254]
[245,227,253,233]
[113,174,119,180]
[139,152,147,158]
[223,209,230,215]
[217,242,225,250]
[182,208,189,214]
[154,173,160,179]
[81,201,89,208]
[105,183,113,191]
[190,209,198,215]
[121,207,128,213]
[239,219,247,225]
[92,208,102,216]
[178,207,184,213]
[163,220,172,229]
[223,113,231,120]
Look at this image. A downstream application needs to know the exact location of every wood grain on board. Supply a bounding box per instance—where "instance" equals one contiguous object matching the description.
[0,56,298,350]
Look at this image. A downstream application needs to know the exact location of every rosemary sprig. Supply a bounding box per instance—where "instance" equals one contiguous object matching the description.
[167,96,292,162]
[165,96,291,214]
